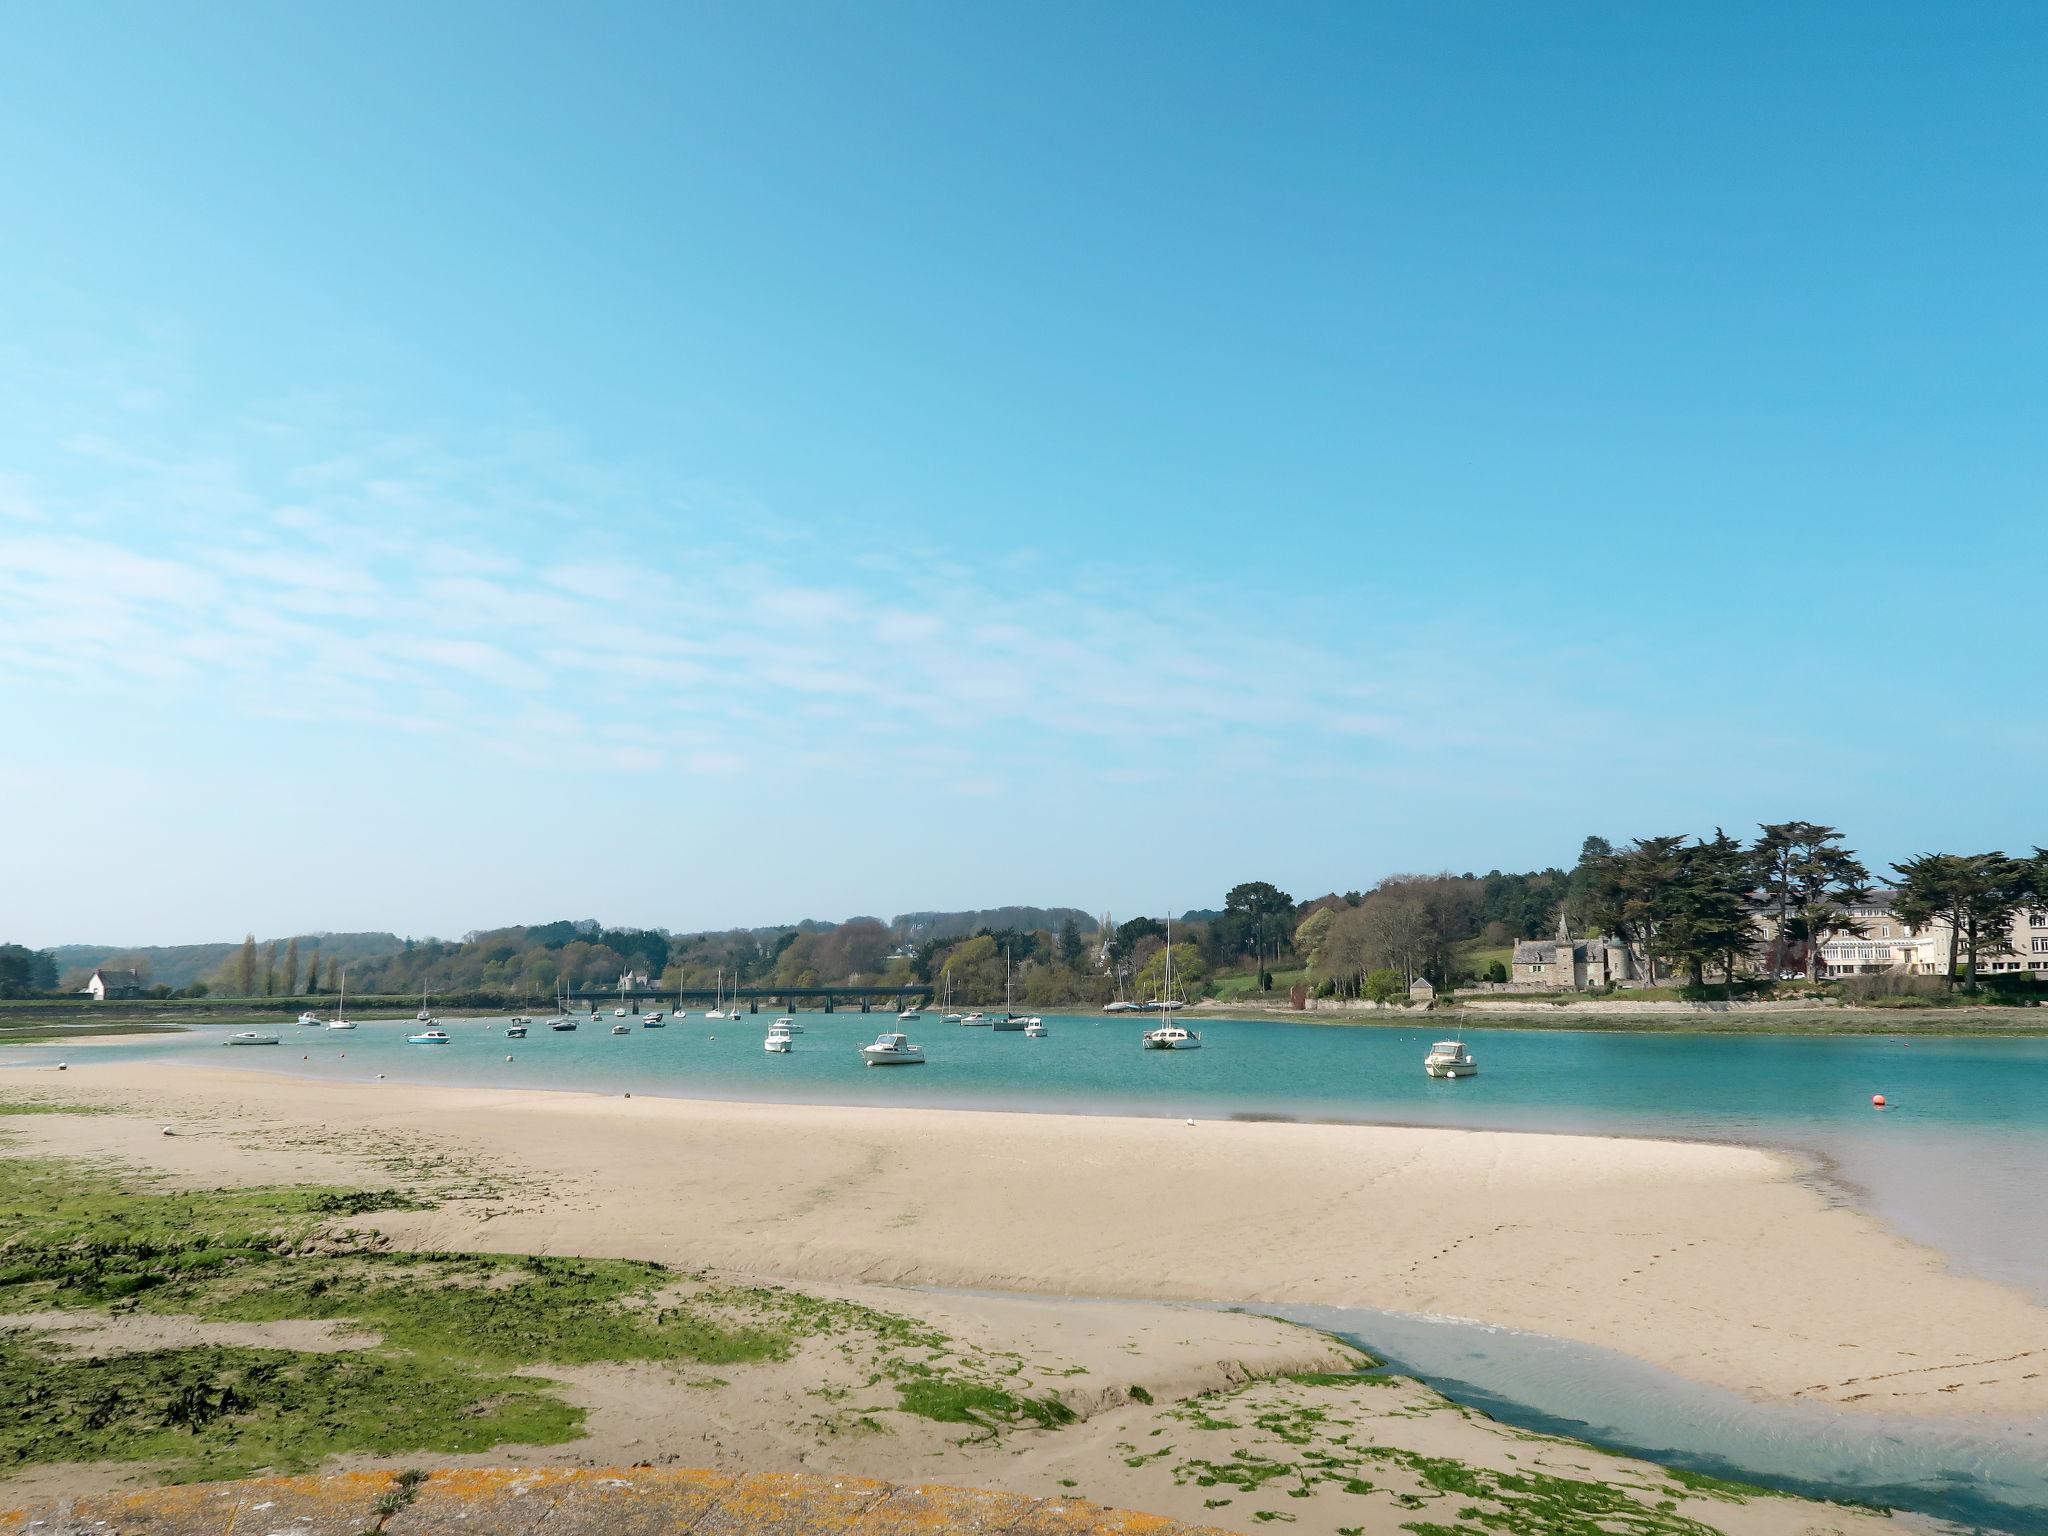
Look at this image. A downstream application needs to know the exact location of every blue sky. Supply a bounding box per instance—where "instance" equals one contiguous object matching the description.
[2,2,2041,946]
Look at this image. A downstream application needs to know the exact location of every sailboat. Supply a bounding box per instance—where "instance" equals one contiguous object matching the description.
[326,966,357,1029]
[416,984,434,1024]
[548,983,577,1031]
[992,948,1030,1030]
[706,968,729,1021]
[1141,915,1201,1050]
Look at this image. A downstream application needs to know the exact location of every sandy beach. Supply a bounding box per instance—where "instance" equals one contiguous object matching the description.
[10,1057,2047,1421]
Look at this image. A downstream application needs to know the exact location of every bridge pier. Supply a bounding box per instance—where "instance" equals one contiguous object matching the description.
[749,999,758,1014]
[824,995,834,1013]
[860,997,870,1013]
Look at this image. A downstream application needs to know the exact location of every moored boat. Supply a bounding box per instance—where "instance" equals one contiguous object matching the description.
[407,1029,451,1045]
[1140,1022,1201,1050]
[327,966,357,1030]
[1424,1040,1477,1078]
[861,1031,925,1066]
[1024,1019,1048,1037]
[1138,913,1199,1050]
[295,1010,322,1027]
[505,1023,528,1039]
[225,1031,280,1046]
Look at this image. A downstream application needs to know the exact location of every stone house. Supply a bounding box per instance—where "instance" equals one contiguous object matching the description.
[1510,932,1638,991]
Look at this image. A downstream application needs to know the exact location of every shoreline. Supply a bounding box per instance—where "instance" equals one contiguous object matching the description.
[8,1058,2047,1424]
[13,999,2048,1040]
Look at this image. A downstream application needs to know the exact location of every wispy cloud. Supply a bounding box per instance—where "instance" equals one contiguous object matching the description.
[0,386,1617,809]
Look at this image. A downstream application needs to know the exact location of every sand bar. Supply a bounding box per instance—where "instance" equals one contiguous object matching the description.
[9,1058,2048,1421]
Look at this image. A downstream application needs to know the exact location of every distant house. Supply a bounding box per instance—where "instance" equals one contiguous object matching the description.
[1511,928,1639,991]
[1407,976,1436,1003]
[81,967,145,1001]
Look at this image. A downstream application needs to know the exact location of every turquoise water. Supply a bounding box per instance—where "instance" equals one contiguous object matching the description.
[11,1012,2048,1531]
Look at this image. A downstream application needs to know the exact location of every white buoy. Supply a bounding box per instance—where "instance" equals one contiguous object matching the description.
[1185,1118,1195,1127]
[56,1063,67,1071]
[376,1073,386,1080]
[161,1126,175,1136]
[506,1055,514,1062]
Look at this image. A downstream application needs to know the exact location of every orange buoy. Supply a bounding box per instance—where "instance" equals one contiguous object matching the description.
[1872,1094,1887,1108]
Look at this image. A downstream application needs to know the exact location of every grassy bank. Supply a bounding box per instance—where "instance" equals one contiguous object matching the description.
[1212,1001,2048,1036]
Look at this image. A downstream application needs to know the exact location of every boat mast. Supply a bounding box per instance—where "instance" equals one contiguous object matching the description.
[1164,911,1172,1010]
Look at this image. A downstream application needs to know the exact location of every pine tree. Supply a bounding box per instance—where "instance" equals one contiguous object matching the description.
[1755,823,1870,981]
[232,933,258,997]
[282,937,301,996]
[1894,852,2025,988]
[1654,831,1761,989]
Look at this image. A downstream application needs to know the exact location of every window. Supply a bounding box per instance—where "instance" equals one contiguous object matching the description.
[2033,937,2048,954]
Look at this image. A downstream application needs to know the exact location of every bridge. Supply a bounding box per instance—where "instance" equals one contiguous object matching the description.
[565,984,925,1015]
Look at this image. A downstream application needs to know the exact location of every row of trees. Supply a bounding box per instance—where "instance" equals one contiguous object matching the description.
[1567,826,2046,990]
[0,944,59,999]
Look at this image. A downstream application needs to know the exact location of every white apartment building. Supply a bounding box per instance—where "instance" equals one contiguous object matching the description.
[1818,892,2048,978]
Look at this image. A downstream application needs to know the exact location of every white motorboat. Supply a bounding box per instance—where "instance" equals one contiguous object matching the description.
[407,1029,451,1045]
[764,1022,794,1053]
[295,1010,322,1027]
[1024,1019,1048,1037]
[642,1012,665,1027]
[1424,1040,1478,1078]
[549,1017,577,1031]
[959,1012,987,1027]
[943,1012,963,1024]
[225,1031,280,1046]
[610,1022,630,1035]
[613,1007,627,1017]
[505,1023,528,1039]
[898,1008,921,1021]
[861,1031,925,1066]
[768,1016,804,1033]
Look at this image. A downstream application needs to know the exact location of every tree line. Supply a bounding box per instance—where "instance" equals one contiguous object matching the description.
[14,832,2041,1004]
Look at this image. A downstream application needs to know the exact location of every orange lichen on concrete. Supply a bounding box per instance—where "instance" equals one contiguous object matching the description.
[1,1468,1233,1536]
